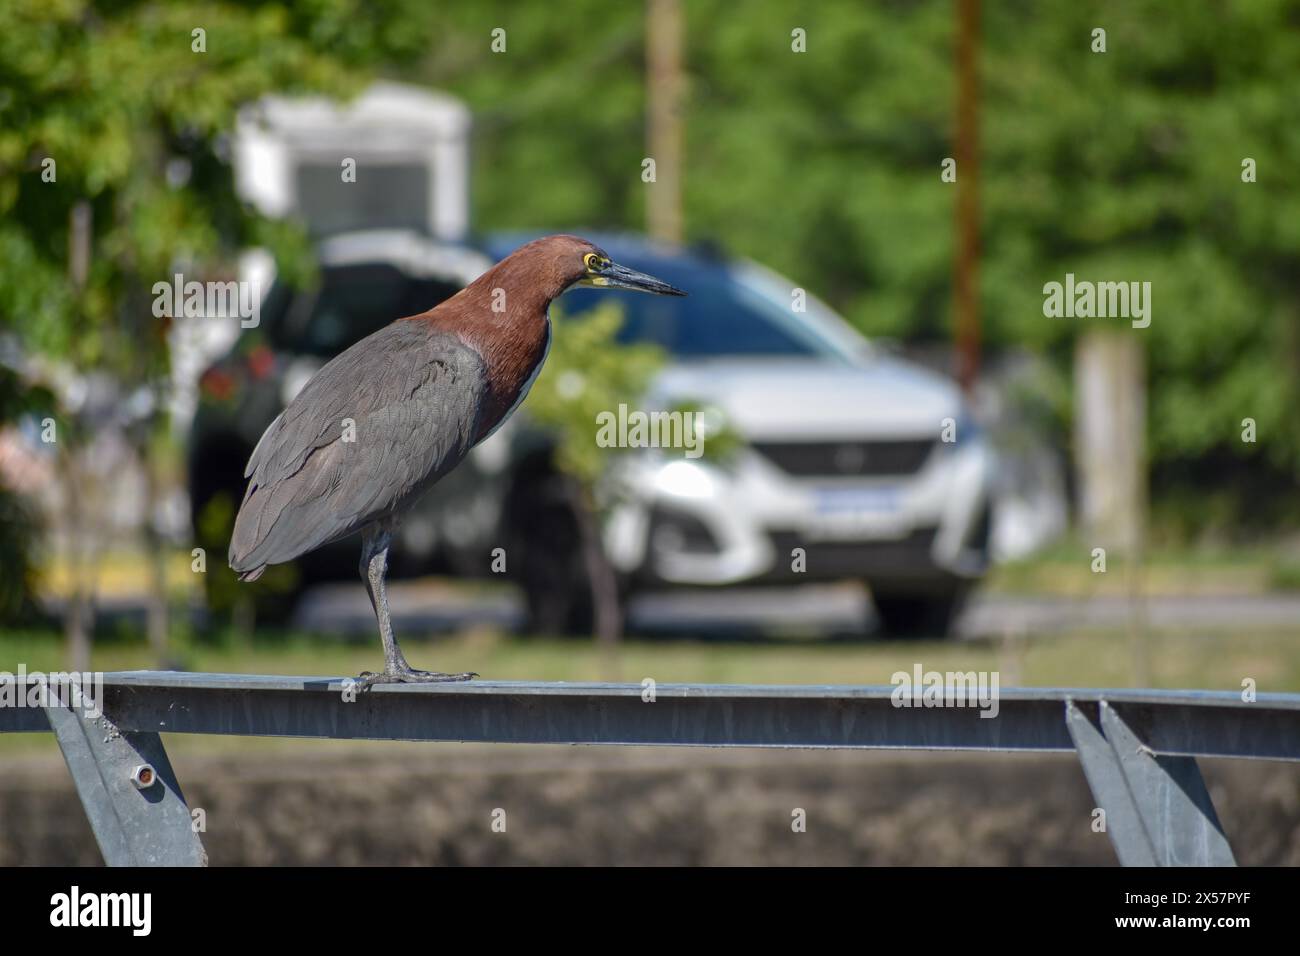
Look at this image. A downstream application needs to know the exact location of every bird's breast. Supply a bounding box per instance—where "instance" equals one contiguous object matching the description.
[477,318,551,446]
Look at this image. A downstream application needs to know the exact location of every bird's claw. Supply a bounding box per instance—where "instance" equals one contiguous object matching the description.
[353,668,478,690]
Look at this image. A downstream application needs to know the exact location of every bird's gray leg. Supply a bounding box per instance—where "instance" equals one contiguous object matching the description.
[354,522,477,688]
[358,523,406,670]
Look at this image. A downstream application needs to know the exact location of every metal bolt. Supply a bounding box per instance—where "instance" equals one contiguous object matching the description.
[130,764,157,789]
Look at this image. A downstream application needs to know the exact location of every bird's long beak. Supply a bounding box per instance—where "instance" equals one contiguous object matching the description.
[586,260,686,296]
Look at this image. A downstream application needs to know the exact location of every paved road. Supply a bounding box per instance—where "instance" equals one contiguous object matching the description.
[290,580,1300,640]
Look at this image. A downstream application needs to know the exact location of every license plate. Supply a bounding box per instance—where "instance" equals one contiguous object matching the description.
[805,487,906,539]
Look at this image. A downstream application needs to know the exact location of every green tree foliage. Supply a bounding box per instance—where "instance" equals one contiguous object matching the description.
[0,0,434,371]
[0,0,430,632]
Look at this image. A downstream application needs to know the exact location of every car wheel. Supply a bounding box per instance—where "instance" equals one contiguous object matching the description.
[869,581,972,640]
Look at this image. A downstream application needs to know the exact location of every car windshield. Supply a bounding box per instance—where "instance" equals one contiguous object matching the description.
[553,260,858,362]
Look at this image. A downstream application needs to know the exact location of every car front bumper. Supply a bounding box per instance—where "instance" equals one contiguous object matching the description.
[605,438,995,589]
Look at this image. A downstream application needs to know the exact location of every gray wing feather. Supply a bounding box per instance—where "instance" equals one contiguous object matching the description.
[228,321,486,576]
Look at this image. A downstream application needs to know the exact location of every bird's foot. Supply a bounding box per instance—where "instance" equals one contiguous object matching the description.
[354,666,478,689]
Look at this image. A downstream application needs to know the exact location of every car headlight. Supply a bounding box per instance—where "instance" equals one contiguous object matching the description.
[655,460,715,499]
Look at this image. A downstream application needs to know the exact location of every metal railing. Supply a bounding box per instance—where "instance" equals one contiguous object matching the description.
[4,671,1297,866]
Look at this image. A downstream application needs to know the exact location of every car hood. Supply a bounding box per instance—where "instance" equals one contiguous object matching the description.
[648,356,964,439]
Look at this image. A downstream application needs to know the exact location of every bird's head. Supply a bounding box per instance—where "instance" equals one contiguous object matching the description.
[507,235,686,300]
[571,239,687,297]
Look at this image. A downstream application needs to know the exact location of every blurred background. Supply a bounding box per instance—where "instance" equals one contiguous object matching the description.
[1,0,1298,865]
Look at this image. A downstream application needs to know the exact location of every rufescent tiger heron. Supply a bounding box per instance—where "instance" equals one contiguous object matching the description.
[228,235,685,686]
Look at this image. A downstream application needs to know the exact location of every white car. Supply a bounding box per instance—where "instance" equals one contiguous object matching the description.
[479,234,996,637]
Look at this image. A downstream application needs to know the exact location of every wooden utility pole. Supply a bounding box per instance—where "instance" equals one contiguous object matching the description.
[954,0,981,392]
[646,0,684,243]
[1076,331,1150,684]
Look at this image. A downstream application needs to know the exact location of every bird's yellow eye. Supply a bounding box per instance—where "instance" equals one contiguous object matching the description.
[584,253,605,271]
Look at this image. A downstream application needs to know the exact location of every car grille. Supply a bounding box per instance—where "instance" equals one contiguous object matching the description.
[753,439,936,478]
